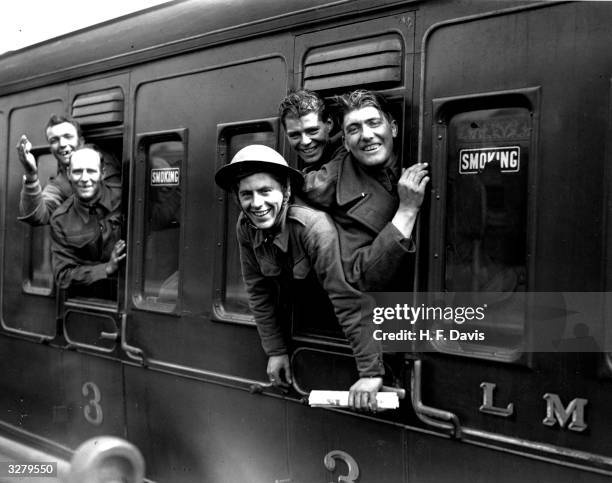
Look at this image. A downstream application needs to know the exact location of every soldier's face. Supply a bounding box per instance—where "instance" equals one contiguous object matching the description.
[238,173,285,230]
[284,112,332,165]
[69,149,103,201]
[343,106,397,169]
[46,122,82,167]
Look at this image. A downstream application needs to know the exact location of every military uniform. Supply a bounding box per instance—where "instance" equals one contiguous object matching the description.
[19,151,121,226]
[50,181,122,289]
[302,150,415,291]
[238,201,384,378]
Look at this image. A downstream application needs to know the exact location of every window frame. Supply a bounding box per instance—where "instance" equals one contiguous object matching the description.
[212,117,280,326]
[131,128,188,315]
[21,146,58,297]
[427,87,540,363]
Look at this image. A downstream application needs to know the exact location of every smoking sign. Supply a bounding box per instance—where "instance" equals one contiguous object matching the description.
[151,167,180,186]
[459,146,520,174]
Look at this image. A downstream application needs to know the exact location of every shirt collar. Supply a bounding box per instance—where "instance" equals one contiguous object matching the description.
[368,157,400,192]
[337,151,399,205]
[249,207,290,252]
[301,132,344,173]
[73,183,114,223]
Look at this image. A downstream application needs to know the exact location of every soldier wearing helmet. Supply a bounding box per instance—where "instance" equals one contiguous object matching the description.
[215,144,384,411]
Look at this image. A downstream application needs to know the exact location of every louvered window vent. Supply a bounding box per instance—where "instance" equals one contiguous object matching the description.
[303,34,403,91]
[72,87,124,127]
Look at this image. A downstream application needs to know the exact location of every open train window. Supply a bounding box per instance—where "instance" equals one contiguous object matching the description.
[429,91,538,361]
[61,134,124,306]
[213,118,279,324]
[132,130,185,313]
[46,127,127,352]
[291,98,405,343]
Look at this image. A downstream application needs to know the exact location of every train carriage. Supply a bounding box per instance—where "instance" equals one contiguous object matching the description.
[1,0,612,481]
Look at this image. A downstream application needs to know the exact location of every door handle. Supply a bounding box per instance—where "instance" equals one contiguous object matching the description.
[410,359,462,438]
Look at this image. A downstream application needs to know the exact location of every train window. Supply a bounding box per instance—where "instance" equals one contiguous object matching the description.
[55,133,125,351]
[430,103,533,361]
[213,119,279,324]
[133,131,185,313]
[59,134,125,307]
[292,99,404,343]
[22,152,57,296]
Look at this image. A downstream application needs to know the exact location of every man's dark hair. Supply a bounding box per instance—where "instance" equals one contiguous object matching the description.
[45,114,83,139]
[334,89,394,127]
[278,90,330,128]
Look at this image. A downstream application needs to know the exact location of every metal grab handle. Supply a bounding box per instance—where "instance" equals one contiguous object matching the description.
[120,313,147,364]
[99,331,119,341]
[410,359,461,438]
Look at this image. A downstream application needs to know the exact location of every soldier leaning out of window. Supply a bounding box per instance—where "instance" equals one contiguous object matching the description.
[16,114,120,226]
[50,145,125,291]
[301,89,430,292]
[215,144,384,411]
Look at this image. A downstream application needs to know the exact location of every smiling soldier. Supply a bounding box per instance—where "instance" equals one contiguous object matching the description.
[50,145,125,290]
[302,89,430,291]
[279,90,345,172]
[215,144,384,411]
[17,114,120,226]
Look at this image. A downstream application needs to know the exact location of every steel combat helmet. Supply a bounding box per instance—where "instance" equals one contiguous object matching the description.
[214,144,303,192]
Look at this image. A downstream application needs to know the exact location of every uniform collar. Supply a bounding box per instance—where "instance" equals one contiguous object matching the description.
[366,157,400,192]
[249,205,290,252]
[73,183,116,223]
[302,132,345,173]
[336,151,399,206]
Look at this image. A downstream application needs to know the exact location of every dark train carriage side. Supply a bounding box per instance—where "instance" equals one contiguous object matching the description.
[1,1,612,482]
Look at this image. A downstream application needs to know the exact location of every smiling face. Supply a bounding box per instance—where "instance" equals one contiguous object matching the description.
[284,112,333,166]
[238,172,287,230]
[68,148,103,202]
[342,106,397,169]
[46,121,83,168]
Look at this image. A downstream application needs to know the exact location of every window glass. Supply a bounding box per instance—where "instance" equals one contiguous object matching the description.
[222,131,276,317]
[141,140,182,308]
[23,154,57,295]
[440,107,530,357]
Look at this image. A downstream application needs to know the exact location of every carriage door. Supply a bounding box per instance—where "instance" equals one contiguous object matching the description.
[417,2,612,476]
[60,73,129,355]
[288,11,415,483]
[2,89,66,339]
[290,7,414,388]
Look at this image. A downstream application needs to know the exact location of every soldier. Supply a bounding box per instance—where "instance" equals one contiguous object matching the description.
[302,89,430,291]
[279,90,345,172]
[17,114,120,225]
[50,145,125,290]
[215,144,384,410]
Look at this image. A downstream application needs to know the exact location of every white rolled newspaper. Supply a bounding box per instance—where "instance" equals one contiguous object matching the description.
[308,390,400,409]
